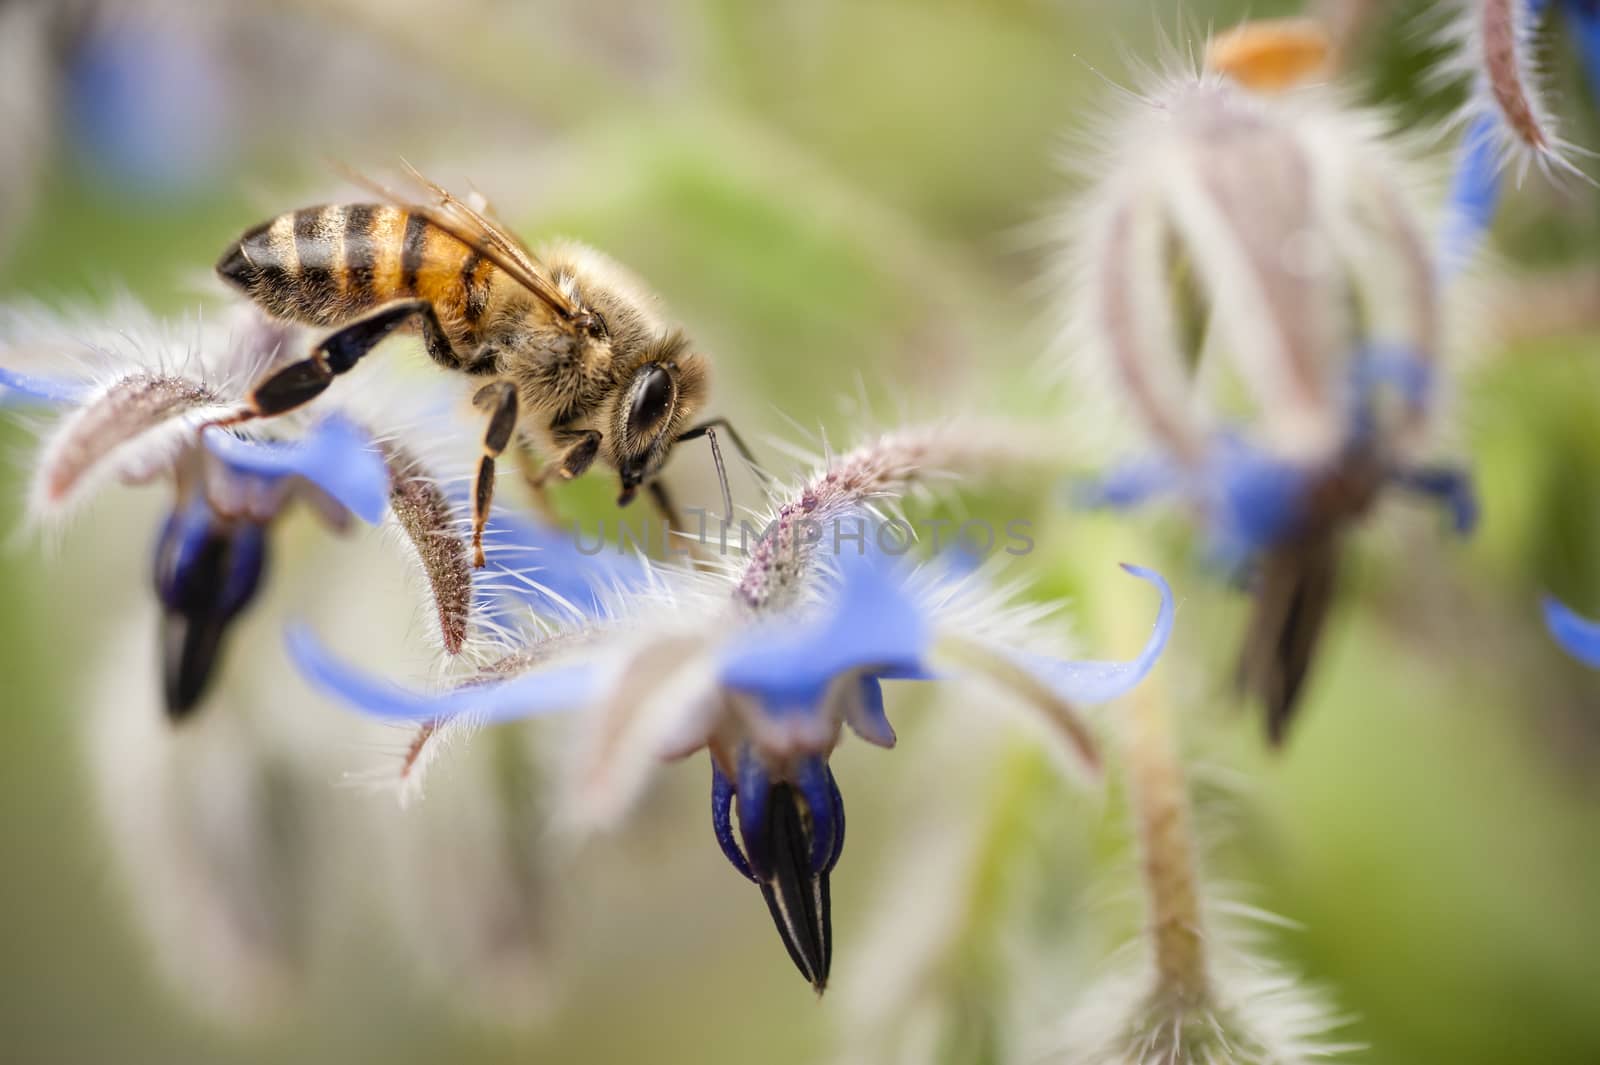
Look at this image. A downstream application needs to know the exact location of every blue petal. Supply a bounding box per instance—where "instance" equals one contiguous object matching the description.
[823,768,846,874]
[0,366,92,406]
[286,623,598,723]
[718,552,932,709]
[1391,465,1479,536]
[1011,564,1176,704]
[203,415,390,524]
[711,763,757,882]
[793,756,841,876]
[1350,346,1435,409]
[473,503,651,622]
[1543,596,1600,668]
[1207,436,1315,562]
[844,674,897,747]
[153,494,267,620]
[1439,113,1502,277]
[734,748,776,878]
[1077,438,1314,565]
[1072,455,1185,511]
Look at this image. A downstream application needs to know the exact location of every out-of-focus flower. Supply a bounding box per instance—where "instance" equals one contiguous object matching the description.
[290,421,1175,992]
[0,0,60,262]
[77,518,579,1028]
[65,4,235,194]
[1060,69,1474,743]
[0,307,393,714]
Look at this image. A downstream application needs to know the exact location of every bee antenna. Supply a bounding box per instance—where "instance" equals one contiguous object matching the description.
[678,417,770,523]
[707,426,733,526]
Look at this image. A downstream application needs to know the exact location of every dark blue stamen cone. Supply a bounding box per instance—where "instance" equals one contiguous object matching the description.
[710,756,844,992]
[153,497,268,719]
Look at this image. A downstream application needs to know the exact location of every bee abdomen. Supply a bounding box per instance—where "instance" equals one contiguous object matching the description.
[217,204,414,327]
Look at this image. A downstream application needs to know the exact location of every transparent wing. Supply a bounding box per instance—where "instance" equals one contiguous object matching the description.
[344,162,578,319]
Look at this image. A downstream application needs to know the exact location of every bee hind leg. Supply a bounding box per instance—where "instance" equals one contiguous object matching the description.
[471,381,520,569]
[242,300,459,421]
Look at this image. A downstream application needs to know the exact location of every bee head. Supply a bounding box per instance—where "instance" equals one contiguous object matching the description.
[610,332,708,504]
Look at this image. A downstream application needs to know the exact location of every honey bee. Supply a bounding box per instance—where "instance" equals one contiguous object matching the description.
[212,168,753,566]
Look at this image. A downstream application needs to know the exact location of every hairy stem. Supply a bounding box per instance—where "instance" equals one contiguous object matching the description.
[1127,671,1208,1008]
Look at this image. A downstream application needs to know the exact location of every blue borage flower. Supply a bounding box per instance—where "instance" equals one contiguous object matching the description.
[1077,353,1474,744]
[288,550,1176,992]
[1543,596,1600,667]
[148,416,390,715]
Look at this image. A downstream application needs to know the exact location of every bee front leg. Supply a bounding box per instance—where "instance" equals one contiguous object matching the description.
[471,381,520,569]
[556,431,602,480]
[648,478,715,568]
[512,440,561,525]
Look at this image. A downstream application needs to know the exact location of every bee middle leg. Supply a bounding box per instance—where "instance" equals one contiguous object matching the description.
[509,431,603,530]
[471,381,520,569]
[648,478,716,567]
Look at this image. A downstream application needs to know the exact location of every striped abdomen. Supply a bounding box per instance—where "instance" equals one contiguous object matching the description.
[216,205,505,347]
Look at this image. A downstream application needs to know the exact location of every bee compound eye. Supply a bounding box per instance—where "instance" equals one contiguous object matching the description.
[627,366,673,435]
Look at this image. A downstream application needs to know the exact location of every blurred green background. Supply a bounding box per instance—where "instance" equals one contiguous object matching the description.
[1,1,1598,1062]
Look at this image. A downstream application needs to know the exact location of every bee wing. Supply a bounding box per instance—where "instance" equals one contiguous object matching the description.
[344,163,579,319]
